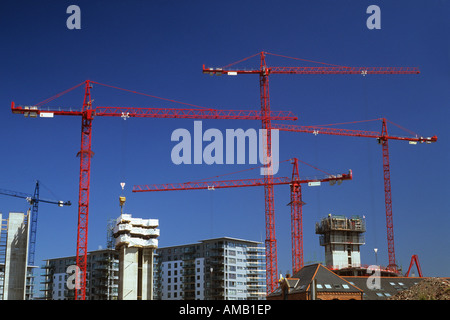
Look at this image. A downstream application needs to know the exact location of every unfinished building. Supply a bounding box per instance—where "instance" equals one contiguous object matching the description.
[0,212,36,300]
[41,248,119,300]
[113,213,159,300]
[315,214,366,270]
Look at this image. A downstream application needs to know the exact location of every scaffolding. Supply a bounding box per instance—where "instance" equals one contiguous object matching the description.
[113,214,160,300]
[316,214,366,234]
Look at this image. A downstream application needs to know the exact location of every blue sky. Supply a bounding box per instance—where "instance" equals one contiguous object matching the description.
[0,0,449,293]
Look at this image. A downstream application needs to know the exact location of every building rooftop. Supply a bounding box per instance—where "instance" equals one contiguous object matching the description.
[158,236,263,249]
[268,263,363,298]
[268,263,450,300]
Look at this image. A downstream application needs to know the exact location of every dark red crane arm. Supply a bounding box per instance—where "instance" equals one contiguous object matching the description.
[203,65,420,76]
[271,123,437,143]
[93,106,297,121]
[132,170,352,193]
[11,102,298,121]
[269,66,420,75]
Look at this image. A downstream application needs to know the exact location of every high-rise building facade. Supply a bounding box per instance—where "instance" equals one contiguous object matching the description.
[155,237,266,300]
[0,212,36,300]
[40,248,119,300]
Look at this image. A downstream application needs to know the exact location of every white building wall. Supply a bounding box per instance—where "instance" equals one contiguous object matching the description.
[224,242,264,300]
[195,258,205,300]
[161,259,183,300]
[325,244,362,269]
[52,272,67,300]
[158,238,266,300]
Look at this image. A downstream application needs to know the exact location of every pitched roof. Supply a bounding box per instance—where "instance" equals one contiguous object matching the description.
[343,276,427,300]
[269,264,362,297]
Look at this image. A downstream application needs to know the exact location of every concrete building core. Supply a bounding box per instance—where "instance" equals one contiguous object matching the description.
[113,214,159,300]
[315,214,366,270]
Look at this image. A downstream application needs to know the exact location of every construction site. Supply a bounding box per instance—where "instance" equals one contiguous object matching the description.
[1,1,448,305]
[1,51,447,301]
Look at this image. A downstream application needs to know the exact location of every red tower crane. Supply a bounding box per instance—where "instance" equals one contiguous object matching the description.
[271,119,437,272]
[133,158,353,283]
[203,51,420,291]
[10,79,297,300]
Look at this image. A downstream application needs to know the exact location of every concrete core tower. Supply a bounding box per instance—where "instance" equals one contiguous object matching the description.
[315,214,366,270]
[113,213,160,300]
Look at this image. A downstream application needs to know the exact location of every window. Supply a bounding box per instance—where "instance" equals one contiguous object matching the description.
[342,284,350,289]
[316,284,323,289]
[324,284,332,289]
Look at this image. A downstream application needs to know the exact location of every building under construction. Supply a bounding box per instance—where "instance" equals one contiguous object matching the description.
[315,214,402,277]
[154,237,266,300]
[0,212,36,300]
[113,213,160,300]
[41,248,119,300]
[315,214,366,270]
[267,213,447,300]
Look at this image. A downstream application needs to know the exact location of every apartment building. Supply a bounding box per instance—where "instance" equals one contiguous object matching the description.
[155,237,266,300]
[40,248,119,300]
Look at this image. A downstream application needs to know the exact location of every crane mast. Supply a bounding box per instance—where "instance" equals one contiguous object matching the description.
[202,51,419,290]
[271,118,437,272]
[11,79,297,300]
[0,181,71,270]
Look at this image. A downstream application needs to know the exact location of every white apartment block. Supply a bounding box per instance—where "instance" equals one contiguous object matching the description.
[155,237,266,300]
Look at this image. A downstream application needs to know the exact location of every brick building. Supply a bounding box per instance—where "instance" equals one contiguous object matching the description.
[267,263,363,300]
